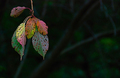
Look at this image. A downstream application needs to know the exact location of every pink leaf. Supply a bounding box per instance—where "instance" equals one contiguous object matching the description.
[10,6,26,18]
[36,18,48,35]
[16,23,26,48]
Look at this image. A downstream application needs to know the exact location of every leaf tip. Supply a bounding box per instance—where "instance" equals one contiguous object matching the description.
[42,55,45,60]
[20,56,22,61]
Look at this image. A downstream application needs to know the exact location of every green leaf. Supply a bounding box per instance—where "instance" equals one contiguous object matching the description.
[11,31,24,60]
[32,31,49,59]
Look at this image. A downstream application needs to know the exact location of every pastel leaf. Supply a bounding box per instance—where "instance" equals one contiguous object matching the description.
[16,23,26,47]
[36,18,48,35]
[25,17,36,39]
[32,31,49,59]
[11,31,24,60]
[10,6,26,18]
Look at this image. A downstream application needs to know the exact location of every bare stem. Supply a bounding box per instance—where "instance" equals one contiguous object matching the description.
[30,0,34,15]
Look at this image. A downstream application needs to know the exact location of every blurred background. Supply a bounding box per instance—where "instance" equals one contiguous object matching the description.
[0,0,120,78]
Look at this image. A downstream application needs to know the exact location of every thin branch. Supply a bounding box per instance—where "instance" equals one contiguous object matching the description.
[103,5,108,17]
[70,0,74,12]
[79,22,108,76]
[99,0,103,10]
[83,22,104,60]
[61,28,120,55]
[31,0,34,15]
[41,0,48,18]
[108,15,116,36]
[60,28,120,78]
[102,5,116,36]
[83,22,96,38]
[111,0,115,11]
[52,4,72,12]
[14,39,31,78]
[29,0,100,78]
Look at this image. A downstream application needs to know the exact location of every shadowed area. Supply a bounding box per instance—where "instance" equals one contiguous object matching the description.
[0,0,120,78]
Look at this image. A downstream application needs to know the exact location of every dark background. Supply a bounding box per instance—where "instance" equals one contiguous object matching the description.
[0,0,120,78]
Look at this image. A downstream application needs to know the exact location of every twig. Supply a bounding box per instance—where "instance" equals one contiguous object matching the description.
[60,28,120,78]
[83,22,96,38]
[14,39,31,78]
[29,0,100,78]
[99,0,103,10]
[111,0,114,11]
[83,22,103,57]
[78,22,108,77]
[102,5,116,36]
[52,4,72,13]
[108,15,116,36]
[30,0,34,15]
[61,28,120,55]
[70,0,74,12]
[41,0,48,18]
[103,5,108,17]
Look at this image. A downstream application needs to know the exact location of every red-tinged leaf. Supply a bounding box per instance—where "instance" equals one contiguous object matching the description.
[25,17,36,39]
[36,18,48,35]
[32,31,49,59]
[11,31,24,60]
[16,23,26,48]
[10,6,26,18]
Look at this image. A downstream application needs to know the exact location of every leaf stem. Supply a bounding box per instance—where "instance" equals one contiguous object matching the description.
[30,0,34,15]
[25,7,33,12]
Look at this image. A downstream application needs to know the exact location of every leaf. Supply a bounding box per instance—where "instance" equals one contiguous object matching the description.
[36,19,48,35]
[16,23,26,48]
[10,6,26,18]
[32,31,49,59]
[25,17,36,39]
[11,31,24,60]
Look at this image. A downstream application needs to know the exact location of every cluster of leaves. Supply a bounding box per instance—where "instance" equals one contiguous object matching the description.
[10,6,49,60]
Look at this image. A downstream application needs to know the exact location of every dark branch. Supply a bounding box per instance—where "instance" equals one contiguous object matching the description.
[61,28,120,55]
[41,0,48,18]
[29,0,100,78]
